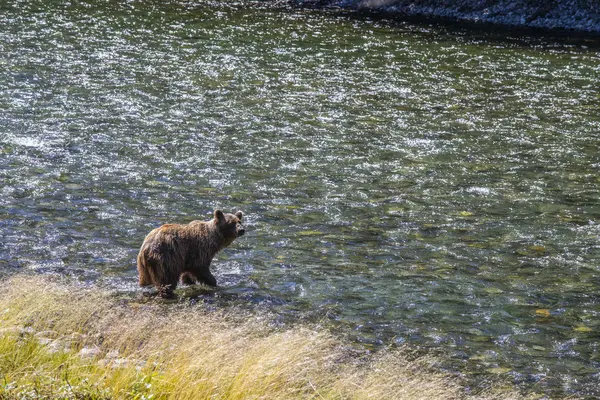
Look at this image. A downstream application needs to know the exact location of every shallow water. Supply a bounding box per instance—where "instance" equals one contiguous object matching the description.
[1,0,600,397]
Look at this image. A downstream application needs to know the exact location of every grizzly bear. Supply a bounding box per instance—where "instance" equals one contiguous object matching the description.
[137,210,245,298]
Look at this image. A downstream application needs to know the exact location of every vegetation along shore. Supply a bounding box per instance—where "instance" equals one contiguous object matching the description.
[0,275,537,399]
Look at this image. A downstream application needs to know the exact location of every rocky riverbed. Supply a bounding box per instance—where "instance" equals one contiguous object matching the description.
[293,0,600,33]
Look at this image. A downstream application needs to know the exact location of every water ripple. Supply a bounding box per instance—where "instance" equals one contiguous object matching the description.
[1,1,600,397]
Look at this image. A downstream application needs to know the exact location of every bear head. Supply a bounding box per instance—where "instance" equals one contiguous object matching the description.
[214,210,245,241]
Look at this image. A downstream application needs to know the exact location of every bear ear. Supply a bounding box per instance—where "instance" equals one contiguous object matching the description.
[214,209,225,222]
[235,211,243,221]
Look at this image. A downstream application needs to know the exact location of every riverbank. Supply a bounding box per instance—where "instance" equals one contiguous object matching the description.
[292,0,600,33]
[0,275,533,399]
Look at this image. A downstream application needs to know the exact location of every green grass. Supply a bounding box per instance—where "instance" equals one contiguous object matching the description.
[0,275,535,400]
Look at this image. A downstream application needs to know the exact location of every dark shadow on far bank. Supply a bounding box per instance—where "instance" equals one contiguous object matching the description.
[292,2,600,49]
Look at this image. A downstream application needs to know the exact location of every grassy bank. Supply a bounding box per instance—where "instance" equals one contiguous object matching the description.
[0,275,531,400]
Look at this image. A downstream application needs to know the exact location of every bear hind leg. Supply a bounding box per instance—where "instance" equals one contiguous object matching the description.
[157,280,178,298]
[138,272,152,287]
[137,253,154,287]
[141,257,179,298]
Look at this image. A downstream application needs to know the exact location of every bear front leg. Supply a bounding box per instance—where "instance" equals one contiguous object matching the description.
[196,268,217,287]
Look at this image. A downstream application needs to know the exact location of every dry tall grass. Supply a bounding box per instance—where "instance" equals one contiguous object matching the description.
[0,275,533,399]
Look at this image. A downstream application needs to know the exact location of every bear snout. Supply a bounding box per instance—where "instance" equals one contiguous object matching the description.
[238,227,245,237]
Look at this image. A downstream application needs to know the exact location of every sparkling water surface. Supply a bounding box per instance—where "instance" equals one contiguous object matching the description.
[1,1,600,397]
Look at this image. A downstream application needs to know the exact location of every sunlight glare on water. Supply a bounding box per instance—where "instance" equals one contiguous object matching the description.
[1,0,600,397]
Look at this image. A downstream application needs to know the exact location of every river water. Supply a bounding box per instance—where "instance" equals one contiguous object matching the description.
[1,0,600,397]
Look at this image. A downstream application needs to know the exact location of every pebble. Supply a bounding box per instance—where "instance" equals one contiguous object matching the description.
[79,346,102,358]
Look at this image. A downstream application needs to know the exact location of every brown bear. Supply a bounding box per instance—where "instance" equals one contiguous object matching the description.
[137,210,245,298]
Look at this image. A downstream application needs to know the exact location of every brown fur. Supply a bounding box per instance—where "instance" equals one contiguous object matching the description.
[137,210,245,298]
